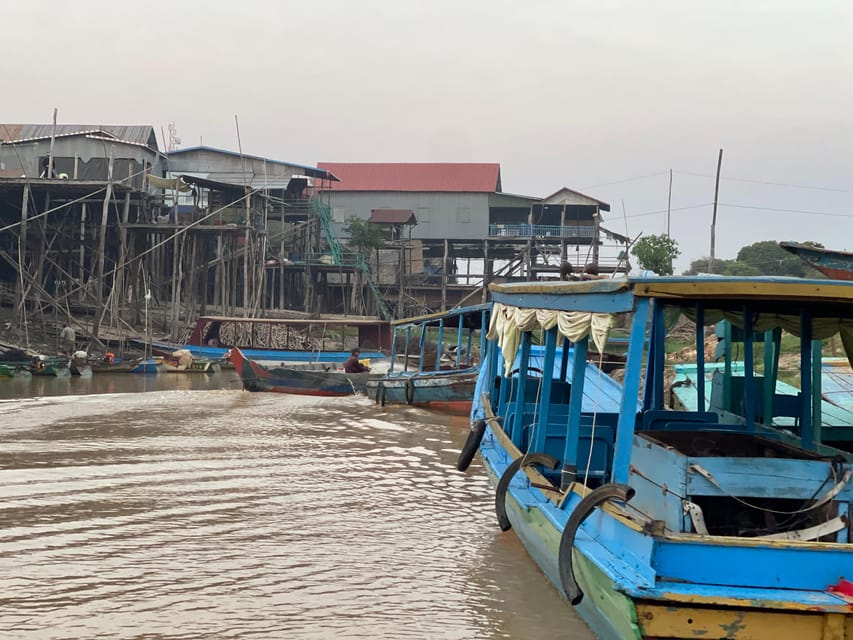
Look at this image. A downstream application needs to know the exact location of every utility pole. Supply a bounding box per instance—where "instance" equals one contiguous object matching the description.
[709,149,723,272]
[666,168,672,237]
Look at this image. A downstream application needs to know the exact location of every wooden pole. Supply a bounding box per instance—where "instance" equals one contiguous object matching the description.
[481,238,490,303]
[15,184,29,317]
[47,107,57,179]
[96,146,115,310]
[441,239,449,311]
[709,149,723,272]
[666,168,672,237]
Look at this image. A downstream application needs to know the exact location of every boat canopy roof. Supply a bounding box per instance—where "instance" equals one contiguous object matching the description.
[193,315,387,326]
[490,275,853,313]
[488,276,853,370]
[391,303,491,330]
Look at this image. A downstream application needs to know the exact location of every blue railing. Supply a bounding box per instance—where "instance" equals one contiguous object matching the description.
[489,224,596,238]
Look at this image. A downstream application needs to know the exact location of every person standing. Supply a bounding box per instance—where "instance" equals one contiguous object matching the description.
[59,324,76,358]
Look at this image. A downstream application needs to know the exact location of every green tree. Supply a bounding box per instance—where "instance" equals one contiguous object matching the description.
[343,217,385,257]
[631,234,681,275]
[683,257,733,275]
[737,240,823,277]
[723,260,761,276]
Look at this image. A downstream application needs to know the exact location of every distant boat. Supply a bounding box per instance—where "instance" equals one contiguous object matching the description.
[780,241,853,280]
[136,314,390,366]
[29,355,70,377]
[230,347,379,396]
[163,359,220,374]
[366,303,490,413]
[91,357,166,374]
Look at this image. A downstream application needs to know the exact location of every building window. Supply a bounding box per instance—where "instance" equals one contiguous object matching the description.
[457,207,470,223]
[333,207,345,222]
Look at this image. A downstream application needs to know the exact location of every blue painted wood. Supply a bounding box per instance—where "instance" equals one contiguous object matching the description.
[533,327,558,454]
[435,319,445,371]
[812,339,822,446]
[630,434,689,531]
[613,297,649,485]
[743,305,756,431]
[417,322,427,372]
[801,310,813,448]
[511,333,532,449]
[653,536,852,590]
[685,456,853,501]
[562,336,588,481]
[490,288,636,314]
[652,301,666,409]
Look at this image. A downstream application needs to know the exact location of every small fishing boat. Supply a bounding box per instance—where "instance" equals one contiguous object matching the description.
[29,355,70,377]
[91,356,166,374]
[230,347,379,396]
[366,303,490,413]
[459,276,853,639]
[780,240,853,281]
[163,359,220,374]
[0,364,15,378]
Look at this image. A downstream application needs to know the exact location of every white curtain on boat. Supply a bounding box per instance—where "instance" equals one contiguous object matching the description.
[487,303,614,375]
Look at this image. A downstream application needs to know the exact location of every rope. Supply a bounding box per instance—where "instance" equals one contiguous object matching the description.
[689,462,851,516]
[582,348,608,486]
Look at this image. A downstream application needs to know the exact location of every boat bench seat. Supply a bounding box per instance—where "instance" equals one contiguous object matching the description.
[506,404,618,481]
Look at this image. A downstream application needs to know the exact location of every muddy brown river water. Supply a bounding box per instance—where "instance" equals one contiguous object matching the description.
[0,374,594,639]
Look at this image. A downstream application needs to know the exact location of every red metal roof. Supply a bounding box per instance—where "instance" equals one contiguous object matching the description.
[317,162,501,192]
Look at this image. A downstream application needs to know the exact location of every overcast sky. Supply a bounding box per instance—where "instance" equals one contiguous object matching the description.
[4,1,852,270]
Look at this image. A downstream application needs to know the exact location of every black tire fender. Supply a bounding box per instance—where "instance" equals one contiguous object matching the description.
[405,378,415,404]
[495,452,560,531]
[558,483,634,605]
[456,419,487,472]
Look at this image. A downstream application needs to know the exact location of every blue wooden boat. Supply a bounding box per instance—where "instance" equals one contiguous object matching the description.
[366,304,489,413]
[459,276,853,639]
[230,347,379,396]
[780,241,853,281]
[138,315,390,365]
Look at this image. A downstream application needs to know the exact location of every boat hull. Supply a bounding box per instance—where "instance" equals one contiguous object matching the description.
[366,372,477,413]
[145,339,385,365]
[480,420,853,639]
[231,347,375,396]
[780,241,853,281]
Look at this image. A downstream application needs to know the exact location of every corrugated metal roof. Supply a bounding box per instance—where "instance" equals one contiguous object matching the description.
[317,162,501,192]
[368,209,417,224]
[0,124,158,150]
[541,187,610,211]
[168,146,338,181]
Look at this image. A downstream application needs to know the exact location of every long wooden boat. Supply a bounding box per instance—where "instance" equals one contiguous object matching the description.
[163,359,220,374]
[459,276,853,639]
[137,315,390,365]
[230,347,378,396]
[780,241,853,280]
[366,303,490,413]
[90,357,166,374]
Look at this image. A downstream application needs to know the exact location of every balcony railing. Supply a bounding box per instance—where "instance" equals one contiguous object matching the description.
[489,224,596,238]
